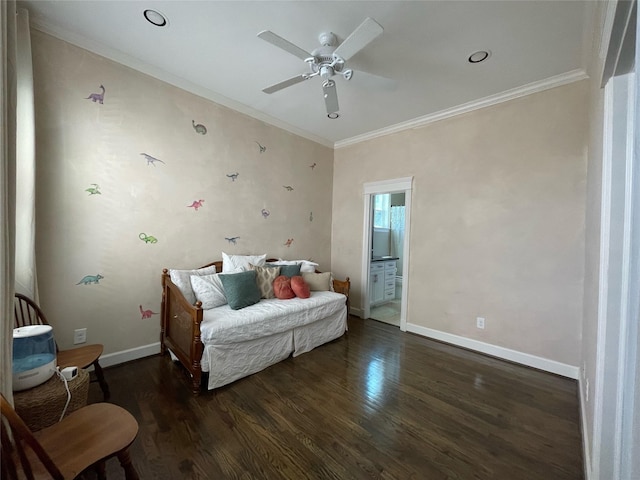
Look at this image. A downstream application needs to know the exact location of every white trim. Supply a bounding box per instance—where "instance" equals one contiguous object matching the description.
[98,342,161,368]
[399,190,412,333]
[335,69,588,149]
[349,306,364,317]
[599,0,619,61]
[580,376,594,480]
[29,19,333,149]
[361,193,373,320]
[406,323,580,379]
[592,76,614,479]
[363,177,414,195]
[361,178,413,326]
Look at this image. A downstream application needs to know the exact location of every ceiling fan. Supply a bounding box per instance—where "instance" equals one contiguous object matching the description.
[258,17,384,116]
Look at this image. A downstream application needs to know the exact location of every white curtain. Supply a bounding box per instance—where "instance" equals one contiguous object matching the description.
[1,0,18,403]
[14,7,37,300]
[390,206,405,276]
[1,4,36,402]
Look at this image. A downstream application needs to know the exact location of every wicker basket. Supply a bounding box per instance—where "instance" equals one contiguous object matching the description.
[14,369,90,432]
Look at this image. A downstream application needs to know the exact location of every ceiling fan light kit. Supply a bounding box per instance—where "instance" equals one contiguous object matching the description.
[258,17,384,117]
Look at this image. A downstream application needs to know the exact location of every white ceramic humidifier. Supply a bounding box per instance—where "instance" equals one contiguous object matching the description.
[12,325,57,391]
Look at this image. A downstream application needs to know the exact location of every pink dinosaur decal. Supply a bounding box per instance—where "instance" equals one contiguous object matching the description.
[284,238,294,247]
[139,305,158,319]
[188,199,205,211]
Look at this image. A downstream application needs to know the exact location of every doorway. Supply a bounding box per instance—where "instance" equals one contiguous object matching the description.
[361,177,412,331]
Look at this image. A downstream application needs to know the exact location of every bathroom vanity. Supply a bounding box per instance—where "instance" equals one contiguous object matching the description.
[370,257,398,306]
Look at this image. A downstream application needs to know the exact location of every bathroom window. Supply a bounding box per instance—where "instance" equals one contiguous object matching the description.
[373,194,390,229]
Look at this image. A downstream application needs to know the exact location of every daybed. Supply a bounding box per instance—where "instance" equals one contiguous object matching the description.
[160,259,350,394]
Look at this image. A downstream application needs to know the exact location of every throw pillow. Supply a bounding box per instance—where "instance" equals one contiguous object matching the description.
[266,263,301,278]
[302,272,332,291]
[219,270,261,310]
[190,273,227,309]
[169,265,217,304]
[290,276,310,298]
[269,259,318,273]
[222,252,267,273]
[273,275,295,300]
[249,264,280,299]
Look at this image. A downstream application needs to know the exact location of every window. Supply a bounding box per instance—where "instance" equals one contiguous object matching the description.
[373,194,390,229]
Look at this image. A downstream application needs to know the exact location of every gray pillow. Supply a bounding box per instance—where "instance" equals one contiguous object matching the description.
[267,263,301,278]
[219,270,261,310]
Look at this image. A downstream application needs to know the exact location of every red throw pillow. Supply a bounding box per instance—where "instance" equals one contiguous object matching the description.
[273,275,295,299]
[290,276,310,299]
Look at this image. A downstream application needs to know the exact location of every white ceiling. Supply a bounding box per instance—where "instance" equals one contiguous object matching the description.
[20,1,592,148]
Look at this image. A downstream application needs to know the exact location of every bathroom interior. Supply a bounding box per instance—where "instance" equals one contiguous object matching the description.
[369,192,405,326]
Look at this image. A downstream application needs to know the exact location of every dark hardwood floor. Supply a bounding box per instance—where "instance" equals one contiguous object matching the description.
[88,317,583,479]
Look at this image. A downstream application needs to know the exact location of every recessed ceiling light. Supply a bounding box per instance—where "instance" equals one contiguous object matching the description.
[468,50,490,63]
[143,9,168,27]
[327,113,339,119]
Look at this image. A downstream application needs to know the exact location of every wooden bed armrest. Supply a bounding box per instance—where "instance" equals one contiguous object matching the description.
[161,269,204,394]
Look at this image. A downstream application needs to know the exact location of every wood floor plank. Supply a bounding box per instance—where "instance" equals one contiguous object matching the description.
[86,317,583,479]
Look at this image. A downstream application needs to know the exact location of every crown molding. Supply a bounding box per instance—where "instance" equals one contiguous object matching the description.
[29,17,334,149]
[334,69,589,149]
[29,16,589,153]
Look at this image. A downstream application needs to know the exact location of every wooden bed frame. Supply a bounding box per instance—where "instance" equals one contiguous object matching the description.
[160,260,350,394]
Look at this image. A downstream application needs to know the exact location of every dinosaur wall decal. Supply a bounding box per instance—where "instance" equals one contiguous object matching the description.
[85,184,101,195]
[225,237,240,245]
[85,85,105,104]
[76,274,104,285]
[310,163,316,170]
[139,233,158,244]
[192,120,207,135]
[261,209,270,219]
[140,153,165,166]
[284,238,294,247]
[255,141,266,153]
[139,305,158,319]
[283,185,294,191]
[226,172,239,181]
[188,199,205,211]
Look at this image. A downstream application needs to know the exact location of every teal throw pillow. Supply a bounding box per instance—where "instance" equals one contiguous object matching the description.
[267,263,302,278]
[219,270,261,310]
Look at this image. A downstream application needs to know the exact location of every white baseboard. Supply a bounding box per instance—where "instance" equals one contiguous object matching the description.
[406,323,580,379]
[98,342,161,368]
[349,307,363,318]
[579,376,592,480]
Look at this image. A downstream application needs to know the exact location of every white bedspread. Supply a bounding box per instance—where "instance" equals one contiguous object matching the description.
[200,291,346,345]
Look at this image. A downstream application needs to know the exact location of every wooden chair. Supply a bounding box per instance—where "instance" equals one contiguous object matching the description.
[1,394,139,479]
[14,293,110,400]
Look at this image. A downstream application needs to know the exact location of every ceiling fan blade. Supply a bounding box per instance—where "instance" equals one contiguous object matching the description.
[262,74,308,94]
[333,17,383,61]
[323,82,339,114]
[257,30,312,61]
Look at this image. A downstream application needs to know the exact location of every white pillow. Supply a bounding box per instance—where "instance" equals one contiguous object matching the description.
[271,259,319,273]
[222,252,266,273]
[169,265,216,304]
[190,273,227,309]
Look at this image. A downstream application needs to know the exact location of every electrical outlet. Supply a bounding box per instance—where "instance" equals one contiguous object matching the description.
[73,328,87,345]
[476,317,485,329]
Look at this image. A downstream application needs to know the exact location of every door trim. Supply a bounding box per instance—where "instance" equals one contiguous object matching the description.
[361,177,413,331]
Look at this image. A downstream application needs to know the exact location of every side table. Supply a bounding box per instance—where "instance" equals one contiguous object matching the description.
[14,369,90,431]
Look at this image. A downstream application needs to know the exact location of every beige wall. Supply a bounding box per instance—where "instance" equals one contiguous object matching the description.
[332,81,588,366]
[31,31,333,354]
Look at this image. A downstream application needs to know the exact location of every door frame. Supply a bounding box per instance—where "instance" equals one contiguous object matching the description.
[361,177,413,331]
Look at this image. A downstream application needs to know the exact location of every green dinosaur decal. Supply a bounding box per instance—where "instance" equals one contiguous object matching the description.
[139,233,158,244]
[76,274,104,285]
[85,184,101,195]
